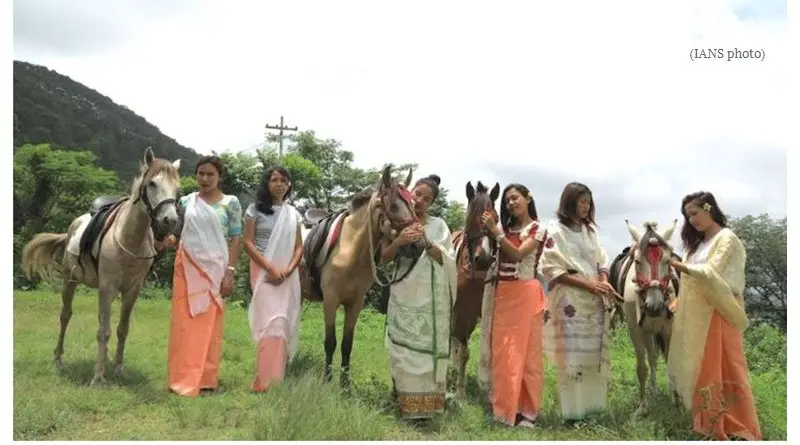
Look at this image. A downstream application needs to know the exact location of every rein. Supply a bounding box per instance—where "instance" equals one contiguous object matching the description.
[366,186,418,288]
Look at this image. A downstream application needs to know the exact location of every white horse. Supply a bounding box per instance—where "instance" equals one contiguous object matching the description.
[610,219,681,416]
[22,147,182,385]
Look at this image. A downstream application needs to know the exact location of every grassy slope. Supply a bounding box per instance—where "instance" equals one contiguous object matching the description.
[13,289,786,440]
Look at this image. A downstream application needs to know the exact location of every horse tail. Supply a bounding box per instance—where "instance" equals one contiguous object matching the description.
[21,232,68,283]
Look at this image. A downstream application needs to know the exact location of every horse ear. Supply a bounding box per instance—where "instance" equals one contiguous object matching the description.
[661,218,678,240]
[466,182,475,201]
[172,159,182,170]
[143,146,154,166]
[490,183,500,201]
[380,164,392,189]
[405,168,413,187]
[626,219,642,243]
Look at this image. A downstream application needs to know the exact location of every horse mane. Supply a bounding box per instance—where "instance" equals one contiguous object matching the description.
[349,186,375,212]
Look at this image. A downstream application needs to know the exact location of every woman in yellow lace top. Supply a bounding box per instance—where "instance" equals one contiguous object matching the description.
[667,191,762,440]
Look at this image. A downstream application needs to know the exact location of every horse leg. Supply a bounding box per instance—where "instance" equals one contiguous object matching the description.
[53,277,78,369]
[647,335,660,394]
[662,332,680,407]
[453,337,469,400]
[631,333,650,417]
[340,301,363,390]
[322,299,338,383]
[91,283,116,386]
[113,282,142,377]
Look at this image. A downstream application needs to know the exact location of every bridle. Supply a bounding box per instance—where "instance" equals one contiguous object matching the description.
[368,183,420,287]
[460,203,498,279]
[631,230,682,322]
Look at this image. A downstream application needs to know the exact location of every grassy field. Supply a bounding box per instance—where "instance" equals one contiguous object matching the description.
[13,288,787,440]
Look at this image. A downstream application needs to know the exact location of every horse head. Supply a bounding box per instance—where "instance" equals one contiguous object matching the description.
[464,181,500,272]
[373,164,426,259]
[134,147,182,238]
[626,219,679,318]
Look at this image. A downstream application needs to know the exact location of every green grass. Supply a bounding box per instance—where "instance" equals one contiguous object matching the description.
[13,288,786,440]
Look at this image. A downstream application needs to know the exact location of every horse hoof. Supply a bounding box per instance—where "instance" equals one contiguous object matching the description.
[53,358,65,369]
[634,403,649,418]
[113,364,125,377]
[456,388,468,400]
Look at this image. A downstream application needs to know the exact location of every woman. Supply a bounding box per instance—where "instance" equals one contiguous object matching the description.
[381,174,457,422]
[243,166,304,392]
[477,183,550,428]
[540,182,616,422]
[667,191,762,440]
[168,156,242,396]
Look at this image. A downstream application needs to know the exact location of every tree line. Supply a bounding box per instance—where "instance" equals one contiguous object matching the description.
[12,133,786,331]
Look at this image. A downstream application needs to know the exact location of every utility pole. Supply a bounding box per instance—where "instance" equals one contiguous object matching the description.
[264,115,298,160]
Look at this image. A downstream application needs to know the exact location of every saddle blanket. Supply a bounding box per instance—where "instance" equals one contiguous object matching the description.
[66,213,102,259]
[311,211,347,268]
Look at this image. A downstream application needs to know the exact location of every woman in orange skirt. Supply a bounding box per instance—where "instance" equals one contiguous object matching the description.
[167,156,242,397]
[478,183,550,428]
[668,191,762,440]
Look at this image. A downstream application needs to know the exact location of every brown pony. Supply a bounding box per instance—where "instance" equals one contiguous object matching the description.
[302,165,426,387]
[450,181,500,400]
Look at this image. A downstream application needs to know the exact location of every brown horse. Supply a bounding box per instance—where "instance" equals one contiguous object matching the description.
[450,181,500,400]
[21,147,182,385]
[302,165,426,387]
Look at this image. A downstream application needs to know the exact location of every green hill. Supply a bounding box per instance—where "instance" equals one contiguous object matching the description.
[13,60,201,180]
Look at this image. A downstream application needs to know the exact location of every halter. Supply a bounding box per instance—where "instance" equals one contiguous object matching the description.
[116,169,179,260]
[461,203,498,279]
[368,184,420,288]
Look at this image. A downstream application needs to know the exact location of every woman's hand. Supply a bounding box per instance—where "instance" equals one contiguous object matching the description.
[265,267,285,285]
[395,224,424,247]
[220,268,234,297]
[481,211,500,236]
[586,278,616,296]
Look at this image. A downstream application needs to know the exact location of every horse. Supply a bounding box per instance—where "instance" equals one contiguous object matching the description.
[21,147,182,385]
[449,181,500,400]
[609,219,681,416]
[302,165,426,387]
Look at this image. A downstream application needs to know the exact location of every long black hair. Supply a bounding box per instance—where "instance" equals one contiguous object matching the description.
[499,183,538,231]
[556,181,596,230]
[255,165,292,215]
[680,190,728,256]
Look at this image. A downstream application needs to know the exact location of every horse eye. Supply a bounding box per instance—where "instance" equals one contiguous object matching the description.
[390,203,399,211]
[148,180,156,187]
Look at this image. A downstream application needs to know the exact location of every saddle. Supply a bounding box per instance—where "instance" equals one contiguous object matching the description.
[302,208,349,301]
[609,246,632,295]
[79,196,129,270]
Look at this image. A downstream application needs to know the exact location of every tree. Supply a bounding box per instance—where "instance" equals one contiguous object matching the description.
[13,144,121,287]
[441,200,466,232]
[728,214,787,331]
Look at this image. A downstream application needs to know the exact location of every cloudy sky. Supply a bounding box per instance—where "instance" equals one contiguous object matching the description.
[12,0,790,257]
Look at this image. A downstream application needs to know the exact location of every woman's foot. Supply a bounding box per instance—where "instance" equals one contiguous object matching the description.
[514,413,537,428]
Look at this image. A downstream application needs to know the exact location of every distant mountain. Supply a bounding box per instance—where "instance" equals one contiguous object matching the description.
[13,60,201,180]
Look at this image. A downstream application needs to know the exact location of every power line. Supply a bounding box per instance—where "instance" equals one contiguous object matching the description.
[265,115,298,160]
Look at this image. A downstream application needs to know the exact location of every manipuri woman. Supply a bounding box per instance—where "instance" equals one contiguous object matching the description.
[667,191,762,440]
[167,156,242,396]
[243,166,304,392]
[381,174,457,422]
[540,182,617,422]
[478,183,550,428]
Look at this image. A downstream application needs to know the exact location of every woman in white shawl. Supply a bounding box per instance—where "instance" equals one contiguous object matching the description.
[380,174,457,422]
[540,182,617,423]
[243,166,304,392]
[168,156,242,397]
